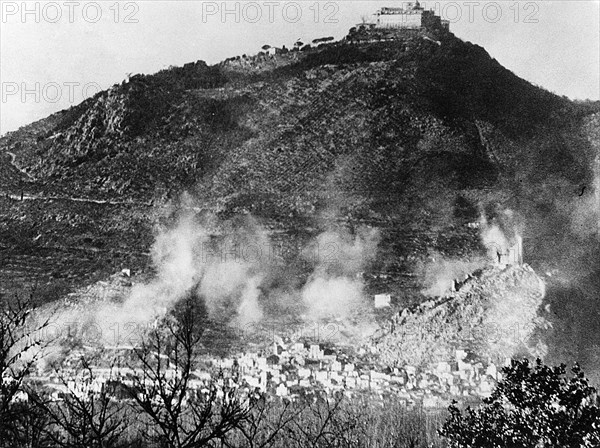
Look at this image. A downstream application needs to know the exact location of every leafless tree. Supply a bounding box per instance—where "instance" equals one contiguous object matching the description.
[31,357,130,448]
[3,396,53,448]
[223,396,302,448]
[126,293,250,448]
[0,292,49,445]
[285,394,356,448]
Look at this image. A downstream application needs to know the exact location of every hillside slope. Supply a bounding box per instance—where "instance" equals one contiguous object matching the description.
[1,31,598,371]
[2,34,593,219]
[369,264,548,367]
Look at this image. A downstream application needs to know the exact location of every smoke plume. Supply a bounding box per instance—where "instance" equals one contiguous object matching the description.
[54,213,383,349]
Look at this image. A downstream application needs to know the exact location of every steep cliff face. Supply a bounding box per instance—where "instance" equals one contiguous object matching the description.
[370,264,548,367]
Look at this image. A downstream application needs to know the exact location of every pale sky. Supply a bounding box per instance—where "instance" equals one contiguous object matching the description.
[1,1,599,135]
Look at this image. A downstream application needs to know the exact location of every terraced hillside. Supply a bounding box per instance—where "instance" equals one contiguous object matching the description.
[1,30,598,369]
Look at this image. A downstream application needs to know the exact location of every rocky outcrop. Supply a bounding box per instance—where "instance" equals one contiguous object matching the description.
[370,264,548,367]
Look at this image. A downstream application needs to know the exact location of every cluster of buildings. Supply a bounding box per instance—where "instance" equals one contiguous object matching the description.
[13,341,505,411]
[214,343,504,409]
[354,1,450,35]
[223,2,452,70]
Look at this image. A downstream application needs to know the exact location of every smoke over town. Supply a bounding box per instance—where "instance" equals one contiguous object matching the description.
[57,212,381,348]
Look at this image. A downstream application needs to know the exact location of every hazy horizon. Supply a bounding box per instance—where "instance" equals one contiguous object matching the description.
[1,0,599,135]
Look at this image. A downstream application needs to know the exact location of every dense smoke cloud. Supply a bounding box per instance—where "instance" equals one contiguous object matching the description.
[77,213,381,347]
[300,228,380,320]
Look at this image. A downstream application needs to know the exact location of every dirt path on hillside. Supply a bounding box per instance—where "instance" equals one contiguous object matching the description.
[3,192,153,207]
[6,151,34,181]
[2,190,217,214]
[3,150,155,206]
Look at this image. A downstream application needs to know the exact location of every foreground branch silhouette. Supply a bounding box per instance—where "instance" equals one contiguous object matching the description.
[125,293,250,448]
[0,293,50,446]
[440,358,600,448]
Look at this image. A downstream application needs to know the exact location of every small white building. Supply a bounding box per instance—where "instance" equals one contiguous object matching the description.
[374,294,392,308]
[298,368,311,379]
[315,370,328,384]
[260,45,278,56]
[370,371,390,382]
[436,361,451,374]
[478,380,493,397]
[11,390,29,403]
[358,378,370,389]
[220,358,235,369]
[276,383,288,397]
[256,357,267,370]
[486,363,498,380]
[299,379,311,388]
[309,344,324,360]
[292,343,305,353]
[330,361,342,372]
[243,375,260,389]
[391,375,405,385]
[455,349,468,362]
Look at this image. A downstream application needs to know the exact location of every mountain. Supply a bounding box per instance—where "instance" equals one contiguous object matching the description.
[1,29,598,372]
[4,33,595,213]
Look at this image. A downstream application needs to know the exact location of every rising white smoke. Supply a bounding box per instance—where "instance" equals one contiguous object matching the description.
[301,277,365,320]
[119,215,208,321]
[419,208,525,299]
[46,214,382,348]
[479,209,523,265]
[420,253,487,297]
[111,214,269,333]
[300,227,380,320]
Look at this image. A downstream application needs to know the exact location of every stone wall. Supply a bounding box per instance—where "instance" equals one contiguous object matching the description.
[376,12,423,29]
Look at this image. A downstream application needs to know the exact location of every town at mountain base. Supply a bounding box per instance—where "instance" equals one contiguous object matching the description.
[0,0,598,414]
